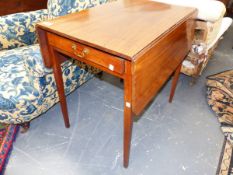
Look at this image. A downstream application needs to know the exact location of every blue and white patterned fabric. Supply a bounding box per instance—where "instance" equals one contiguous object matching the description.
[0,0,108,124]
[0,10,48,51]
[47,0,109,18]
[0,44,94,124]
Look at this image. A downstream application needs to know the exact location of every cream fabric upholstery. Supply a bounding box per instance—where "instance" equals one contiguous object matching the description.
[207,17,233,50]
[153,0,231,78]
[152,0,226,22]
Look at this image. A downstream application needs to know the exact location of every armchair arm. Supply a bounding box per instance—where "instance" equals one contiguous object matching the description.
[0,9,48,51]
[152,0,226,22]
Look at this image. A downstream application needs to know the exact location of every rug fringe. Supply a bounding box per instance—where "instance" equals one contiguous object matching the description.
[0,125,19,175]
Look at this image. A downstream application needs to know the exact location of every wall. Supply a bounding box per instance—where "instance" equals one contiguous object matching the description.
[0,0,47,16]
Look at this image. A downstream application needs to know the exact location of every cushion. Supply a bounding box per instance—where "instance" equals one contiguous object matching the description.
[0,9,48,51]
[0,46,43,123]
[206,70,233,143]
[207,17,232,50]
[47,0,109,18]
[152,0,226,22]
[0,45,94,124]
[23,45,53,77]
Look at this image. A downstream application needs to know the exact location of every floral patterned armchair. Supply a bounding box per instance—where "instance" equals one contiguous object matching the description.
[0,0,108,131]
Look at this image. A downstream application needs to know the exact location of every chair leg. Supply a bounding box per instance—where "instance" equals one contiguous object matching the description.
[189,76,197,86]
[20,122,30,133]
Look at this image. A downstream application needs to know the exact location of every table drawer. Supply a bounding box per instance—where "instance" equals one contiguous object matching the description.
[47,33,125,74]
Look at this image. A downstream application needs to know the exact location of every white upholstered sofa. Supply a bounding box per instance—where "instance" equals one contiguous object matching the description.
[153,0,232,79]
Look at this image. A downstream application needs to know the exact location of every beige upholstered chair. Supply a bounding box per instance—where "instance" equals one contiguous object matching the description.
[153,0,232,80]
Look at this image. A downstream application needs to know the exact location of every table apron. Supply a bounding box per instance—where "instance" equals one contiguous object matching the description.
[47,32,126,77]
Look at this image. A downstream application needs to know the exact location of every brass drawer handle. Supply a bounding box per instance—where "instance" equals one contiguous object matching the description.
[71,44,89,58]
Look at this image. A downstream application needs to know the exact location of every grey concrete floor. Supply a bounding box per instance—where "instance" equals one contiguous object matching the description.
[5,25,233,175]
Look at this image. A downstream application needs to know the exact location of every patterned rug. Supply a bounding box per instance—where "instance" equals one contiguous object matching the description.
[217,138,233,175]
[0,124,19,174]
[206,70,233,175]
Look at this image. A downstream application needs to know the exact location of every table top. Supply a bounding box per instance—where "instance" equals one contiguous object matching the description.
[38,0,196,60]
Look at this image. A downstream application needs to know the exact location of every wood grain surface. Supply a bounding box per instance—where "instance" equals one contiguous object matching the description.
[47,33,125,74]
[37,0,197,167]
[132,19,195,115]
[37,0,196,60]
